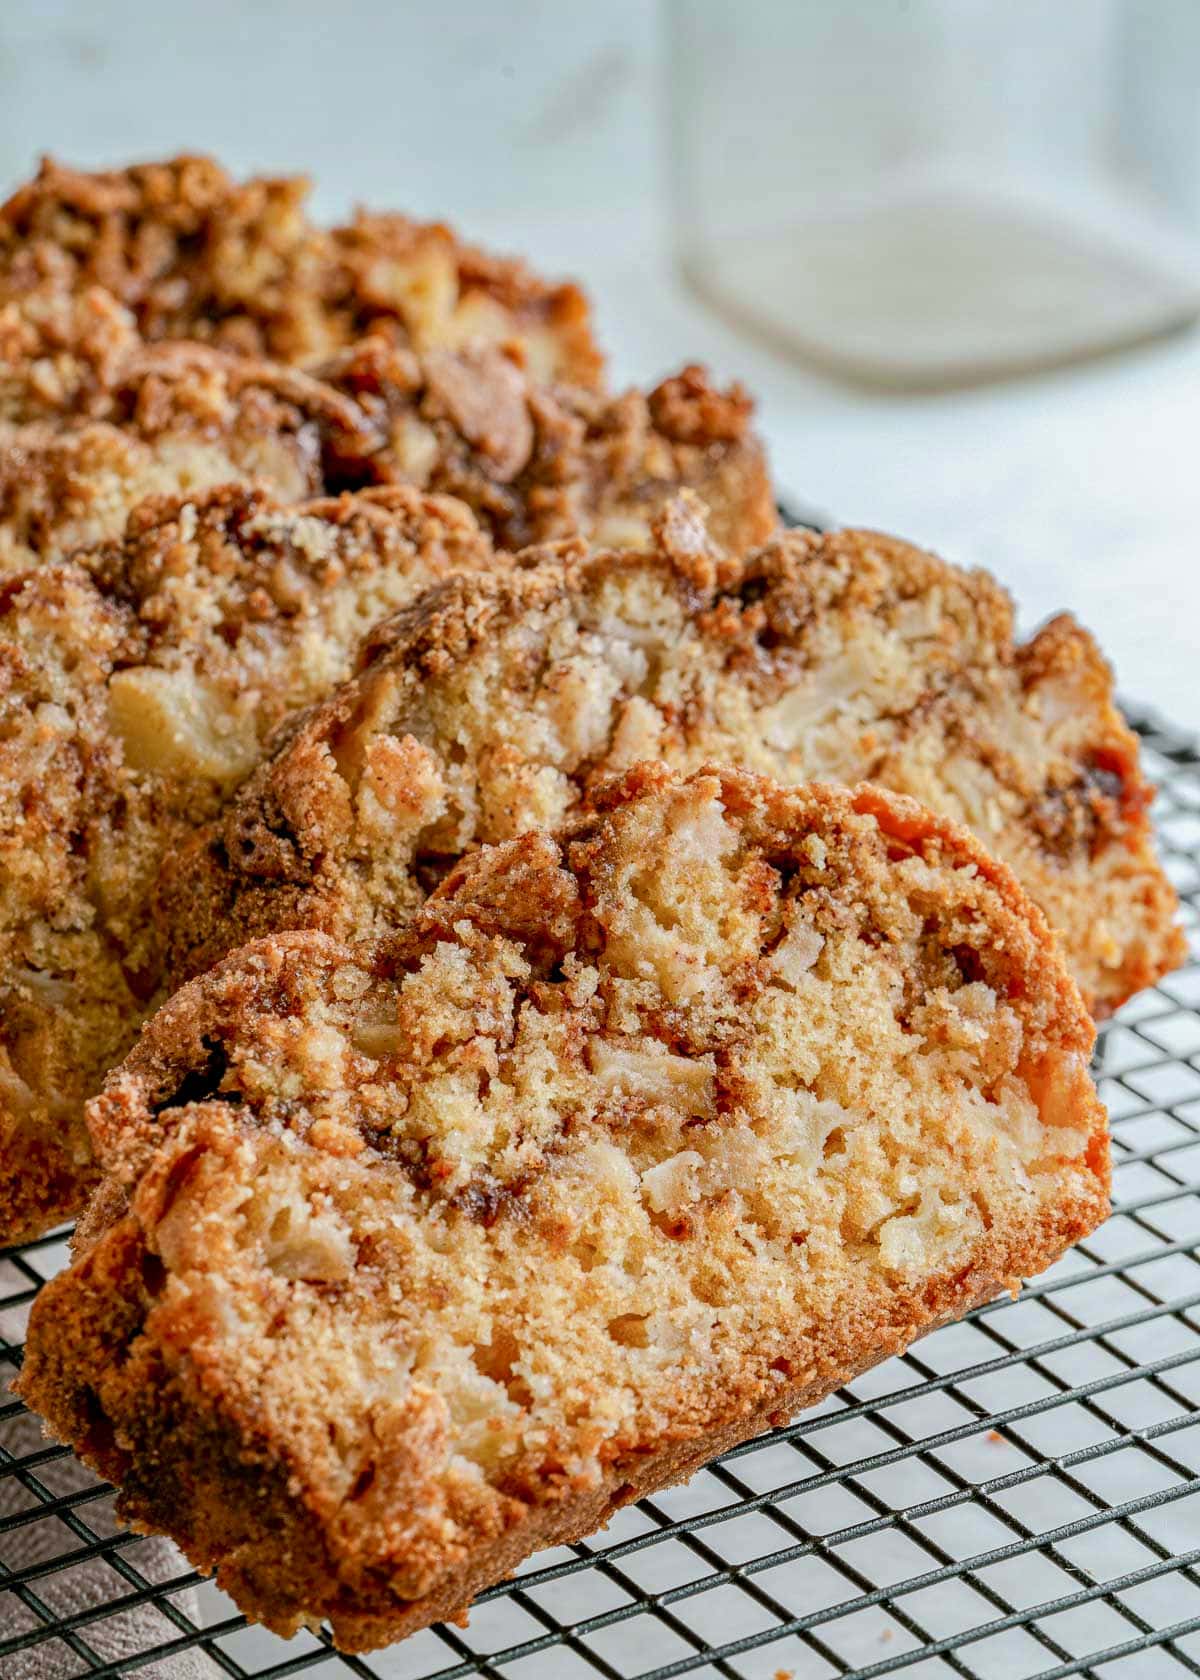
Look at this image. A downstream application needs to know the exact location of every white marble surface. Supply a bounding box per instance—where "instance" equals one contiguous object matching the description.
[0,1,661,228]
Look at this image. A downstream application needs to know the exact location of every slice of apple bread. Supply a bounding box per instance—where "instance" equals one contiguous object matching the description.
[20,766,1109,1649]
[1,293,772,569]
[319,342,777,557]
[0,485,495,1240]
[0,154,602,383]
[164,503,1181,1019]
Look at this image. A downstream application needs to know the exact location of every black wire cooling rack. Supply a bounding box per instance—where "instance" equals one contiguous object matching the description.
[2,706,1198,1680]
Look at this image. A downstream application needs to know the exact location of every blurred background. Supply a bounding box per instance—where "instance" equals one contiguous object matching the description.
[0,0,1195,720]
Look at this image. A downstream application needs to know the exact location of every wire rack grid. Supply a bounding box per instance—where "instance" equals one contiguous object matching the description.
[1,710,1199,1680]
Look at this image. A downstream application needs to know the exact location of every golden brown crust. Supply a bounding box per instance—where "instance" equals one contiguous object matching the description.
[0,154,602,384]
[20,769,1109,1647]
[163,511,1181,1017]
[0,485,497,1241]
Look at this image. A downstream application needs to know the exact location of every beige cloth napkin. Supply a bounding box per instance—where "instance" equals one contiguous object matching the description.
[1,1266,220,1680]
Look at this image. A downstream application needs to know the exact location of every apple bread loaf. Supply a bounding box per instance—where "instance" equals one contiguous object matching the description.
[20,766,1109,1649]
[318,342,777,556]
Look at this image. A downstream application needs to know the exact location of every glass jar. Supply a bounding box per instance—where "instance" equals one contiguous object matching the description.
[669,0,1200,387]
